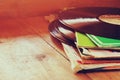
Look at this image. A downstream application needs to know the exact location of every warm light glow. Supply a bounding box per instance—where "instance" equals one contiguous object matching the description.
[0,36,47,79]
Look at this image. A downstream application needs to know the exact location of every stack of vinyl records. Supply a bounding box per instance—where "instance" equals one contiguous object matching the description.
[48,7,120,73]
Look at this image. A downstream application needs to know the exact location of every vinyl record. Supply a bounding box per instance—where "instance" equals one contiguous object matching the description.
[58,7,120,39]
[48,20,75,45]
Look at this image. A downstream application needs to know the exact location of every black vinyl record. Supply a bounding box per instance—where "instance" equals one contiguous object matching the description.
[58,7,120,39]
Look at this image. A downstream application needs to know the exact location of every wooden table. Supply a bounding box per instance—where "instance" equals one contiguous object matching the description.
[0,16,120,80]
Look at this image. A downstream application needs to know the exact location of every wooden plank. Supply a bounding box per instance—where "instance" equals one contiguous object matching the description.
[0,0,120,18]
[85,71,120,80]
[0,35,78,80]
[0,17,91,80]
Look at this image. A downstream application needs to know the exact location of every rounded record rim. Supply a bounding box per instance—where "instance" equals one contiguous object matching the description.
[58,7,120,38]
[48,20,75,46]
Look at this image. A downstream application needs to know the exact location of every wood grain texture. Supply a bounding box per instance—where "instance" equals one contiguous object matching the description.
[0,17,91,80]
[0,0,120,18]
